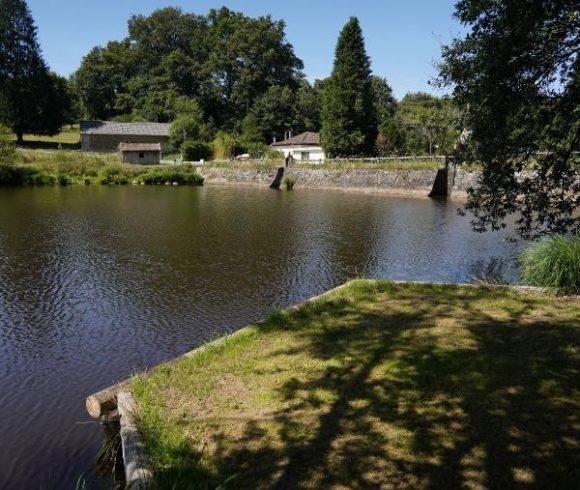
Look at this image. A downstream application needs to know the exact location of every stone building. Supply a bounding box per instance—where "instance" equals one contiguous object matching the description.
[80,121,170,153]
[119,143,162,164]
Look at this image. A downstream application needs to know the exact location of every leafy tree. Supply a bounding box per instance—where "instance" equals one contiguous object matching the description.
[44,73,80,127]
[251,85,295,142]
[397,93,458,155]
[371,76,396,125]
[75,7,303,130]
[0,0,71,142]
[321,17,377,157]
[207,7,303,128]
[74,41,135,120]
[293,80,322,134]
[440,0,579,238]
[376,118,404,156]
[169,99,207,151]
[181,139,212,161]
[239,114,264,146]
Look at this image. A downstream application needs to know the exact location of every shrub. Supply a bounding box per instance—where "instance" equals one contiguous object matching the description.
[181,140,212,161]
[139,168,204,186]
[266,149,284,160]
[245,142,268,159]
[100,165,130,185]
[0,124,15,163]
[212,131,237,160]
[519,235,580,294]
[57,174,72,185]
[284,176,296,190]
[23,171,56,185]
[0,162,24,184]
[169,104,205,150]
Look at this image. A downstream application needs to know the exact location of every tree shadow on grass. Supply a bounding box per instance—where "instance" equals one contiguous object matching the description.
[18,140,80,151]
[158,283,580,489]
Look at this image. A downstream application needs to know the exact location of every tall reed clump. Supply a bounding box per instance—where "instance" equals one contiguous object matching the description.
[519,235,580,294]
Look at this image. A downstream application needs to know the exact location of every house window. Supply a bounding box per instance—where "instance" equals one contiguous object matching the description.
[300,151,310,161]
[139,152,145,159]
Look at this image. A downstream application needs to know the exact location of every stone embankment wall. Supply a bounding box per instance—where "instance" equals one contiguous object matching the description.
[197,167,481,197]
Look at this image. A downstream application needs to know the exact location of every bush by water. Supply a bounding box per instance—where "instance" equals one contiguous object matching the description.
[520,235,580,294]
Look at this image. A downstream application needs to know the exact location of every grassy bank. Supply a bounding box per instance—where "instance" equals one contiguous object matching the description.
[132,280,580,489]
[9,126,81,150]
[0,150,203,186]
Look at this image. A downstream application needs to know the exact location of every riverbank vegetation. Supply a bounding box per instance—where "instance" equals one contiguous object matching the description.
[132,280,580,488]
[520,235,580,295]
[0,150,203,186]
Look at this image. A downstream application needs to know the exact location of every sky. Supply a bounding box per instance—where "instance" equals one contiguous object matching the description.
[27,0,465,100]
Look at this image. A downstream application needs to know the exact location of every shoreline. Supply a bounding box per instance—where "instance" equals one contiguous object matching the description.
[93,279,579,488]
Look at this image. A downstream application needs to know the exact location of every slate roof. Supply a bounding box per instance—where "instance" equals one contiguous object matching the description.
[118,143,162,152]
[80,120,171,137]
[271,132,320,147]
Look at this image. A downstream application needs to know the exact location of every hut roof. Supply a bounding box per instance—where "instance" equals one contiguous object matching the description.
[118,143,162,152]
[271,132,320,147]
[81,121,170,137]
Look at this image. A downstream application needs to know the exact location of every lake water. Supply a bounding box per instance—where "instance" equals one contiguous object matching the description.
[0,185,523,488]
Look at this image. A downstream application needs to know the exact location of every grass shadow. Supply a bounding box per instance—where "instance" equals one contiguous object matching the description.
[139,282,580,488]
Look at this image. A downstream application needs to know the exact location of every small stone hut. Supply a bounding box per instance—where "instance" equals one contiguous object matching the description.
[119,143,162,165]
[80,121,170,153]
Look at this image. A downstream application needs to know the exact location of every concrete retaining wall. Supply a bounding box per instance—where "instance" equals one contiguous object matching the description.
[197,166,481,197]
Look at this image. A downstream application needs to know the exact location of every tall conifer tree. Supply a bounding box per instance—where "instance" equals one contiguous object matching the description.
[0,0,64,142]
[321,17,377,157]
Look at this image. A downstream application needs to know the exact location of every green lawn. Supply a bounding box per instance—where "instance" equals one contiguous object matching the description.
[9,126,80,150]
[132,280,580,489]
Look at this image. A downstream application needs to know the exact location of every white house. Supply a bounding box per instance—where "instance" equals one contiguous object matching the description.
[270,132,325,162]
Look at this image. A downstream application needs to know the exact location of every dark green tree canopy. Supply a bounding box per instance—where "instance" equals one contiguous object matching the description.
[321,17,377,157]
[75,6,304,131]
[0,0,73,141]
[440,0,579,238]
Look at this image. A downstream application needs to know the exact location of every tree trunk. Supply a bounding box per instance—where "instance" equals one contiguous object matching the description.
[16,130,24,145]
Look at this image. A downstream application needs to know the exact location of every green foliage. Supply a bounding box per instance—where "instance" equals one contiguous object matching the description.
[181,139,212,161]
[110,113,147,123]
[520,236,580,295]
[0,0,77,140]
[376,118,404,156]
[251,85,295,142]
[284,176,295,190]
[440,0,579,238]
[292,80,322,133]
[396,93,459,156]
[23,171,56,185]
[212,131,237,160]
[239,114,263,145]
[371,76,396,126]
[138,168,204,185]
[100,165,130,185]
[74,6,303,128]
[265,149,284,160]
[244,142,268,159]
[321,17,377,157]
[0,124,15,161]
[170,113,205,151]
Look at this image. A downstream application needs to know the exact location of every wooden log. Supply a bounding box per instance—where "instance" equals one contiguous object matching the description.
[117,391,154,489]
